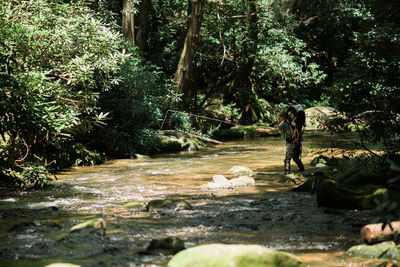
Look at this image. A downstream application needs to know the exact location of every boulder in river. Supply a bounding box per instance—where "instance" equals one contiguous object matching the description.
[168,243,305,267]
[348,241,400,260]
[212,175,229,184]
[146,237,185,254]
[229,176,255,187]
[146,198,193,212]
[204,175,255,189]
[70,218,106,233]
[227,166,255,177]
[305,106,337,130]
[123,202,145,209]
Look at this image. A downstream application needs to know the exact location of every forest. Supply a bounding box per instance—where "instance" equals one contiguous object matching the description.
[0,0,400,266]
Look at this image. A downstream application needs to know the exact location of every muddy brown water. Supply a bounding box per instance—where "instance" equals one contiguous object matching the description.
[0,132,394,266]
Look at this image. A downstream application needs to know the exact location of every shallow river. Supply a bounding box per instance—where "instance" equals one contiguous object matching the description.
[0,132,392,266]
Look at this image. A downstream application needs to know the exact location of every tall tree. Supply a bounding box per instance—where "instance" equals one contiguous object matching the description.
[174,0,205,100]
[135,0,151,52]
[122,0,136,44]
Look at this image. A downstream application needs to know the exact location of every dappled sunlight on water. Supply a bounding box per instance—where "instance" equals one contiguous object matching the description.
[0,132,395,266]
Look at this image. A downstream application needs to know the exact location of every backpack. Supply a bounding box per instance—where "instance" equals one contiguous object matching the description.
[287,104,306,143]
[291,104,305,129]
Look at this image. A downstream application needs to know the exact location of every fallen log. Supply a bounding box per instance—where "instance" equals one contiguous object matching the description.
[361,221,400,244]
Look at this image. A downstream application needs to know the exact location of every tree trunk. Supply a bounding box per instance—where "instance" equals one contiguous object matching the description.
[135,0,151,52]
[122,0,135,45]
[361,221,400,244]
[227,0,259,123]
[173,0,205,100]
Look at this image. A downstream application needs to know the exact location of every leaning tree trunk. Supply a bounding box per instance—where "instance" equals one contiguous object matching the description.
[135,0,151,52]
[173,0,205,100]
[122,0,136,44]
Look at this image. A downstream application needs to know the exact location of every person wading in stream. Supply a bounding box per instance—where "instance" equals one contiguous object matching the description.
[256,110,305,174]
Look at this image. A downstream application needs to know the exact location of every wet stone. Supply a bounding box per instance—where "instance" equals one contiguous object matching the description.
[348,241,397,259]
[168,243,305,267]
[146,237,185,255]
[70,218,106,234]
[212,175,228,184]
[146,198,193,212]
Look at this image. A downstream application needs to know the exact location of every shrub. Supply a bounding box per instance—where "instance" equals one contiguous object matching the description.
[0,0,128,187]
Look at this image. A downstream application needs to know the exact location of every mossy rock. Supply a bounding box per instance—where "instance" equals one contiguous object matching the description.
[348,241,397,259]
[146,198,193,212]
[316,179,388,209]
[147,237,185,254]
[70,218,106,233]
[382,245,400,260]
[158,136,185,152]
[157,131,205,153]
[281,173,303,184]
[183,138,204,151]
[168,243,305,267]
[123,202,145,209]
[292,178,315,192]
[293,172,326,193]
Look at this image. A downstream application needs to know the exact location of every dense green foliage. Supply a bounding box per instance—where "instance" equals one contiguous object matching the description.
[0,0,171,187]
[319,0,400,158]
[1,0,399,188]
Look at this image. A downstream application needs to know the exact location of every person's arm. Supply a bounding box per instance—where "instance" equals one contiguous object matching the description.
[256,128,280,134]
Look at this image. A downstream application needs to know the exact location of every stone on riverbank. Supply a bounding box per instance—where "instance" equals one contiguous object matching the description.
[146,198,193,212]
[281,173,304,184]
[348,241,400,260]
[168,243,305,267]
[70,218,106,233]
[227,166,255,177]
[310,155,337,167]
[292,172,326,193]
[316,179,388,209]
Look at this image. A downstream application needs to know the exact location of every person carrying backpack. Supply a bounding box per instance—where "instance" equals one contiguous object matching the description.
[256,106,305,174]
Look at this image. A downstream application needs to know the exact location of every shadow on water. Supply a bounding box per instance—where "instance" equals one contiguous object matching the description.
[0,132,390,266]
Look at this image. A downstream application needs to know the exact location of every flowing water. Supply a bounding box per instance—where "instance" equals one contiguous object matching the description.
[0,132,394,266]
